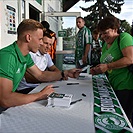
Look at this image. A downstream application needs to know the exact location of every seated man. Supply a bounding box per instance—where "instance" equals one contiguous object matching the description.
[0,19,81,111]
[41,20,57,64]
[17,32,60,94]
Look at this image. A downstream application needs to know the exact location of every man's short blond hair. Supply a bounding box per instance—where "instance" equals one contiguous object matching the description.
[17,19,43,39]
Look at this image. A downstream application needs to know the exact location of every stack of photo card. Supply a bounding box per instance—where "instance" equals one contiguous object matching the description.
[47,92,73,108]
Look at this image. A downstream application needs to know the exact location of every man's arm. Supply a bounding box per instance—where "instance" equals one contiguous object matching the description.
[48,65,60,72]
[25,71,40,83]
[0,77,54,108]
[82,44,91,64]
[26,64,81,83]
[25,65,60,83]
[26,65,62,83]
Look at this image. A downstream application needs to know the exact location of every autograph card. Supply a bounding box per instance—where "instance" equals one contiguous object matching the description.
[49,92,65,98]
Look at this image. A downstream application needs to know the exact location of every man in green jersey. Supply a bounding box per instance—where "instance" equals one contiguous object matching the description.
[75,16,92,68]
[0,19,81,111]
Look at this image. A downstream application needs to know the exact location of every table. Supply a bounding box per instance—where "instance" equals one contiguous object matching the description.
[0,73,95,133]
[1,73,133,133]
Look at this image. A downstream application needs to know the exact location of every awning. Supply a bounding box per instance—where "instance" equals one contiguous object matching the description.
[63,0,80,12]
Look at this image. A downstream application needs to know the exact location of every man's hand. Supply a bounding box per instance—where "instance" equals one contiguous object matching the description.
[82,55,87,64]
[38,85,55,100]
[64,68,82,79]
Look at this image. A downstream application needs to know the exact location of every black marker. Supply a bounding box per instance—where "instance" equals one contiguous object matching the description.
[82,93,86,97]
[52,86,59,88]
[70,99,82,105]
[67,83,79,85]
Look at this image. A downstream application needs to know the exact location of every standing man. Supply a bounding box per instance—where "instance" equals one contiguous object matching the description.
[75,16,92,68]
[0,19,80,110]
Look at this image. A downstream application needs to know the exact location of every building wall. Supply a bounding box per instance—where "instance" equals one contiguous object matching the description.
[43,0,62,35]
[43,0,63,51]
[0,0,62,49]
[25,0,43,20]
[0,1,18,48]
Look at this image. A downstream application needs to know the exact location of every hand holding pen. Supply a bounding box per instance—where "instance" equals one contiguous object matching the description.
[66,68,82,79]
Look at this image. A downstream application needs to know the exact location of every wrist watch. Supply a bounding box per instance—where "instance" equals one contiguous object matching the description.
[61,70,65,79]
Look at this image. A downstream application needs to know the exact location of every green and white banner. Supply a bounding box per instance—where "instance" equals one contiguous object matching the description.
[93,74,133,133]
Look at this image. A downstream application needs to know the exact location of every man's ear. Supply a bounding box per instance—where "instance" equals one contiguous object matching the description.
[25,34,31,42]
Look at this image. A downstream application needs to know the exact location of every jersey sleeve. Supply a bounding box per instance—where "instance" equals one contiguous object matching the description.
[26,53,35,68]
[0,53,16,80]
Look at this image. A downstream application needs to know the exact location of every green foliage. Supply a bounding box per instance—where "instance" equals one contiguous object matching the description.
[80,0,132,32]
[63,27,76,50]
[120,20,132,34]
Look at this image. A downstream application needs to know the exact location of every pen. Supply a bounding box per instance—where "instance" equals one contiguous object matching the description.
[70,99,82,105]
[82,65,90,72]
[52,86,59,88]
[82,93,86,97]
[67,83,79,85]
